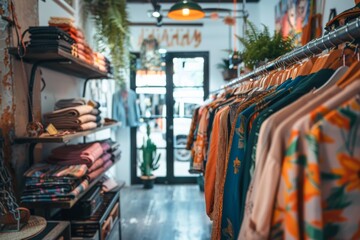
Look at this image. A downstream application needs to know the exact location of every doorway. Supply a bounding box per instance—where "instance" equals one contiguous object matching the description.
[130,52,209,184]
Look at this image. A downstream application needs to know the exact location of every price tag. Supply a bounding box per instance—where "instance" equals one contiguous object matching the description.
[87,100,97,107]
[46,123,58,136]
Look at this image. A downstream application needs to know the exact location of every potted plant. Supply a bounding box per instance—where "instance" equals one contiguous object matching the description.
[139,123,161,189]
[83,0,131,84]
[217,50,243,81]
[237,20,294,70]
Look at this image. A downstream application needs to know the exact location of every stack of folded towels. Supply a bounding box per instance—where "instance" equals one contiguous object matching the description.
[26,26,76,56]
[43,98,102,131]
[21,140,121,203]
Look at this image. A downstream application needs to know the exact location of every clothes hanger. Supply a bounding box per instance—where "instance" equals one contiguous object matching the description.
[268,60,281,86]
[278,60,289,85]
[326,22,357,74]
[282,58,295,82]
[257,67,270,90]
[261,66,275,89]
[266,68,278,87]
[338,45,360,87]
[296,45,318,77]
[265,69,278,88]
[284,54,295,79]
[289,53,302,79]
[234,79,252,95]
[310,42,344,73]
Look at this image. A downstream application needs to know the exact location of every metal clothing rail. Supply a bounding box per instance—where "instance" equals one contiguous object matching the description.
[211,17,360,94]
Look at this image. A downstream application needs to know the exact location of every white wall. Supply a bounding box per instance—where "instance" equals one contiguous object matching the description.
[321,0,355,29]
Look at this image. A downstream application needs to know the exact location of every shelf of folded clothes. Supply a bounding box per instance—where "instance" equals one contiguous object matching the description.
[20,140,121,209]
[8,46,110,79]
[14,121,121,144]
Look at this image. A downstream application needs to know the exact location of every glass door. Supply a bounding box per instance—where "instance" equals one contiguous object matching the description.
[131,52,209,184]
[168,53,209,179]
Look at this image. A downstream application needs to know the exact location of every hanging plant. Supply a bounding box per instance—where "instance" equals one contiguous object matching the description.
[83,0,131,84]
[237,20,294,70]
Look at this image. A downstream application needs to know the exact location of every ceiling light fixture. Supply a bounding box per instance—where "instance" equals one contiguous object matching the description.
[156,15,163,27]
[168,0,205,21]
[152,4,161,18]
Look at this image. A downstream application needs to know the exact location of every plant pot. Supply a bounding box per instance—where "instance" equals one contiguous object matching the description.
[221,69,238,81]
[140,175,156,189]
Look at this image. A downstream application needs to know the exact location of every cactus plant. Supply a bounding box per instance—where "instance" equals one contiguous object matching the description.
[139,123,161,177]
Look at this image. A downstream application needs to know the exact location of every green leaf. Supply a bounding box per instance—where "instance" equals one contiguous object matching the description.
[84,0,131,84]
[324,223,340,239]
[305,222,323,240]
[305,134,318,157]
[235,20,294,69]
[270,223,283,240]
[294,155,307,166]
[285,139,298,157]
[321,172,341,181]
[339,108,357,127]
[325,186,351,210]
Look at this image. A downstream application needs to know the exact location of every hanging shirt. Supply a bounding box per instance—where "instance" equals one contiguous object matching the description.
[211,91,274,240]
[219,86,284,239]
[239,67,348,240]
[245,69,340,239]
[112,89,140,127]
[300,97,360,240]
[271,80,360,240]
[235,69,335,234]
[205,106,228,219]
[220,75,305,239]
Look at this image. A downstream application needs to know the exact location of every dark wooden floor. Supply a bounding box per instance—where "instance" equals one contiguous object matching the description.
[120,185,212,240]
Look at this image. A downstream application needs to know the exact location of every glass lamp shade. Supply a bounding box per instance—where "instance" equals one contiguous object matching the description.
[168,0,205,20]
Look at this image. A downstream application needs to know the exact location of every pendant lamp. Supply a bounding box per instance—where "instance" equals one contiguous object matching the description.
[168,0,205,21]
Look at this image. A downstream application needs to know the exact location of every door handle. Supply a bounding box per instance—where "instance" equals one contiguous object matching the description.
[169,125,173,130]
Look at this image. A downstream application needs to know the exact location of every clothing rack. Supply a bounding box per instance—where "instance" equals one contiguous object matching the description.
[211,17,360,95]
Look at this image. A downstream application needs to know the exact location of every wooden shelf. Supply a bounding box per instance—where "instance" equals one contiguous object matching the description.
[21,157,121,209]
[8,47,110,79]
[32,221,71,240]
[15,122,121,144]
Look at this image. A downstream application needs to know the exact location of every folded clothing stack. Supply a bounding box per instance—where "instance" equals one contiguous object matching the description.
[54,98,100,110]
[47,142,105,167]
[93,52,107,73]
[21,140,121,203]
[21,163,89,203]
[43,103,101,131]
[47,141,119,181]
[26,26,76,56]
[48,17,94,65]
[87,140,122,181]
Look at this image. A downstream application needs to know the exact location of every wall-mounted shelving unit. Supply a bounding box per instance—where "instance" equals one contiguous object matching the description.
[8,41,124,239]
[8,47,110,79]
[15,122,121,144]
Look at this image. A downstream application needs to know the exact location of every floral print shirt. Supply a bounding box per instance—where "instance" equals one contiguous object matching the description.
[271,95,360,240]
